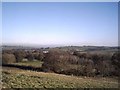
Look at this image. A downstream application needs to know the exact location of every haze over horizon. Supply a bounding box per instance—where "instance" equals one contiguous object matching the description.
[2,2,118,46]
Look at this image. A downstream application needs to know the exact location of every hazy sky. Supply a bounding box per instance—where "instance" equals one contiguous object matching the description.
[2,2,118,46]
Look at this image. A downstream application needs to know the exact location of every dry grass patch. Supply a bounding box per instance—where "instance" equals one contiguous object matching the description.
[2,67,119,88]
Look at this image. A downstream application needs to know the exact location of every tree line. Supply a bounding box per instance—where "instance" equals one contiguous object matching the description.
[2,49,45,64]
[2,49,120,77]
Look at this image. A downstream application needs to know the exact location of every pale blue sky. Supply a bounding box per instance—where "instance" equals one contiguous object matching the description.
[0,2,2,46]
[2,2,118,46]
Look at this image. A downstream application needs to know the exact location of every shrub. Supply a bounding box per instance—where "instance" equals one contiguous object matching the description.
[73,51,87,59]
[42,50,97,76]
[2,53,16,64]
[33,51,45,61]
[42,49,116,77]
[111,52,120,76]
[82,59,94,76]
[26,52,34,61]
[42,49,79,74]
[111,52,120,69]
[14,50,27,62]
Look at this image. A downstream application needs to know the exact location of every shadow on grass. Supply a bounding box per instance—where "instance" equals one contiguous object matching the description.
[2,64,43,72]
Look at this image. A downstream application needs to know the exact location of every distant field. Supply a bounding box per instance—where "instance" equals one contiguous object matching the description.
[2,67,118,88]
[86,50,115,55]
[11,61,43,68]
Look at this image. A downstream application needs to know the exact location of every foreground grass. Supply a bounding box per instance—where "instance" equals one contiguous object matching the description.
[2,67,118,88]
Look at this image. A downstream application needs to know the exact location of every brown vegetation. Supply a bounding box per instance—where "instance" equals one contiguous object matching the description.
[2,53,16,64]
[2,48,119,77]
[42,49,118,77]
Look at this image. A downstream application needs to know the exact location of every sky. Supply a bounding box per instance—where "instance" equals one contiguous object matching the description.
[0,2,2,46]
[2,2,118,47]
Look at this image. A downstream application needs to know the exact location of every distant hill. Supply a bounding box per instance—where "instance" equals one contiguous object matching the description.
[2,45,118,53]
[2,45,39,50]
[54,46,118,52]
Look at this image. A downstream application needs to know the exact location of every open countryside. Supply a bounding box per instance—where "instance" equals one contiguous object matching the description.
[1,2,119,89]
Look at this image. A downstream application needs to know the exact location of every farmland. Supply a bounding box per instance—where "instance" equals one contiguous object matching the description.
[2,2,119,89]
[2,66,118,88]
[11,61,43,68]
[1,46,119,88]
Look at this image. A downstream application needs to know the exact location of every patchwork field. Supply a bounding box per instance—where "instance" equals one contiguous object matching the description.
[2,66,118,88]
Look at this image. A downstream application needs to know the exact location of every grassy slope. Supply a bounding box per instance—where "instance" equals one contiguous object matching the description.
[2,67,118,88]
[11,61,43,68]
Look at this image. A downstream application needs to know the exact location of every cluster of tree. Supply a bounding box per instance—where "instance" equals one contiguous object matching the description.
[111,51,120,76]
[2,49,119,77]
[42,49,119,77]
[42,49,79,73]
[2,49,45,64]
[2,53,16,64]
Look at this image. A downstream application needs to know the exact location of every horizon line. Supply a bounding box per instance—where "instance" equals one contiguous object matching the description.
[1,43,119,47]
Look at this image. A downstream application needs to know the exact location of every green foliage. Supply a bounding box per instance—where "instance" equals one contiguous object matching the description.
[13,61,43,68]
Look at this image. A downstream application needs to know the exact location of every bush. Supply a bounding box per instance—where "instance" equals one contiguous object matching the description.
[2,53,16,64]
[42,49,79,74]
[111,52,120,69]
[33,51,45,61]
[111,52,120,76]
[42,50,97,76]
[26,52,34,61]
[73,52,87,59]
[42,49,117,77]
[82,59,94,76]
[14,50,27,62]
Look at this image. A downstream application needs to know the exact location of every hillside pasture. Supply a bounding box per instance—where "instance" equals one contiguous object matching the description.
[2,67,118,88]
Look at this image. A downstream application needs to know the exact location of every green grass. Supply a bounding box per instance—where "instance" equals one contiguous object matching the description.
[2,67,118,88]
[11,61,43,68]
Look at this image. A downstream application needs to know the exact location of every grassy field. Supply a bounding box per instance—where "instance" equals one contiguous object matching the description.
[11,61,43,68]
[2,66,118,88]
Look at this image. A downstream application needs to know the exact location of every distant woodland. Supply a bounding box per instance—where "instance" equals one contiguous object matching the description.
[2,46,120,77]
